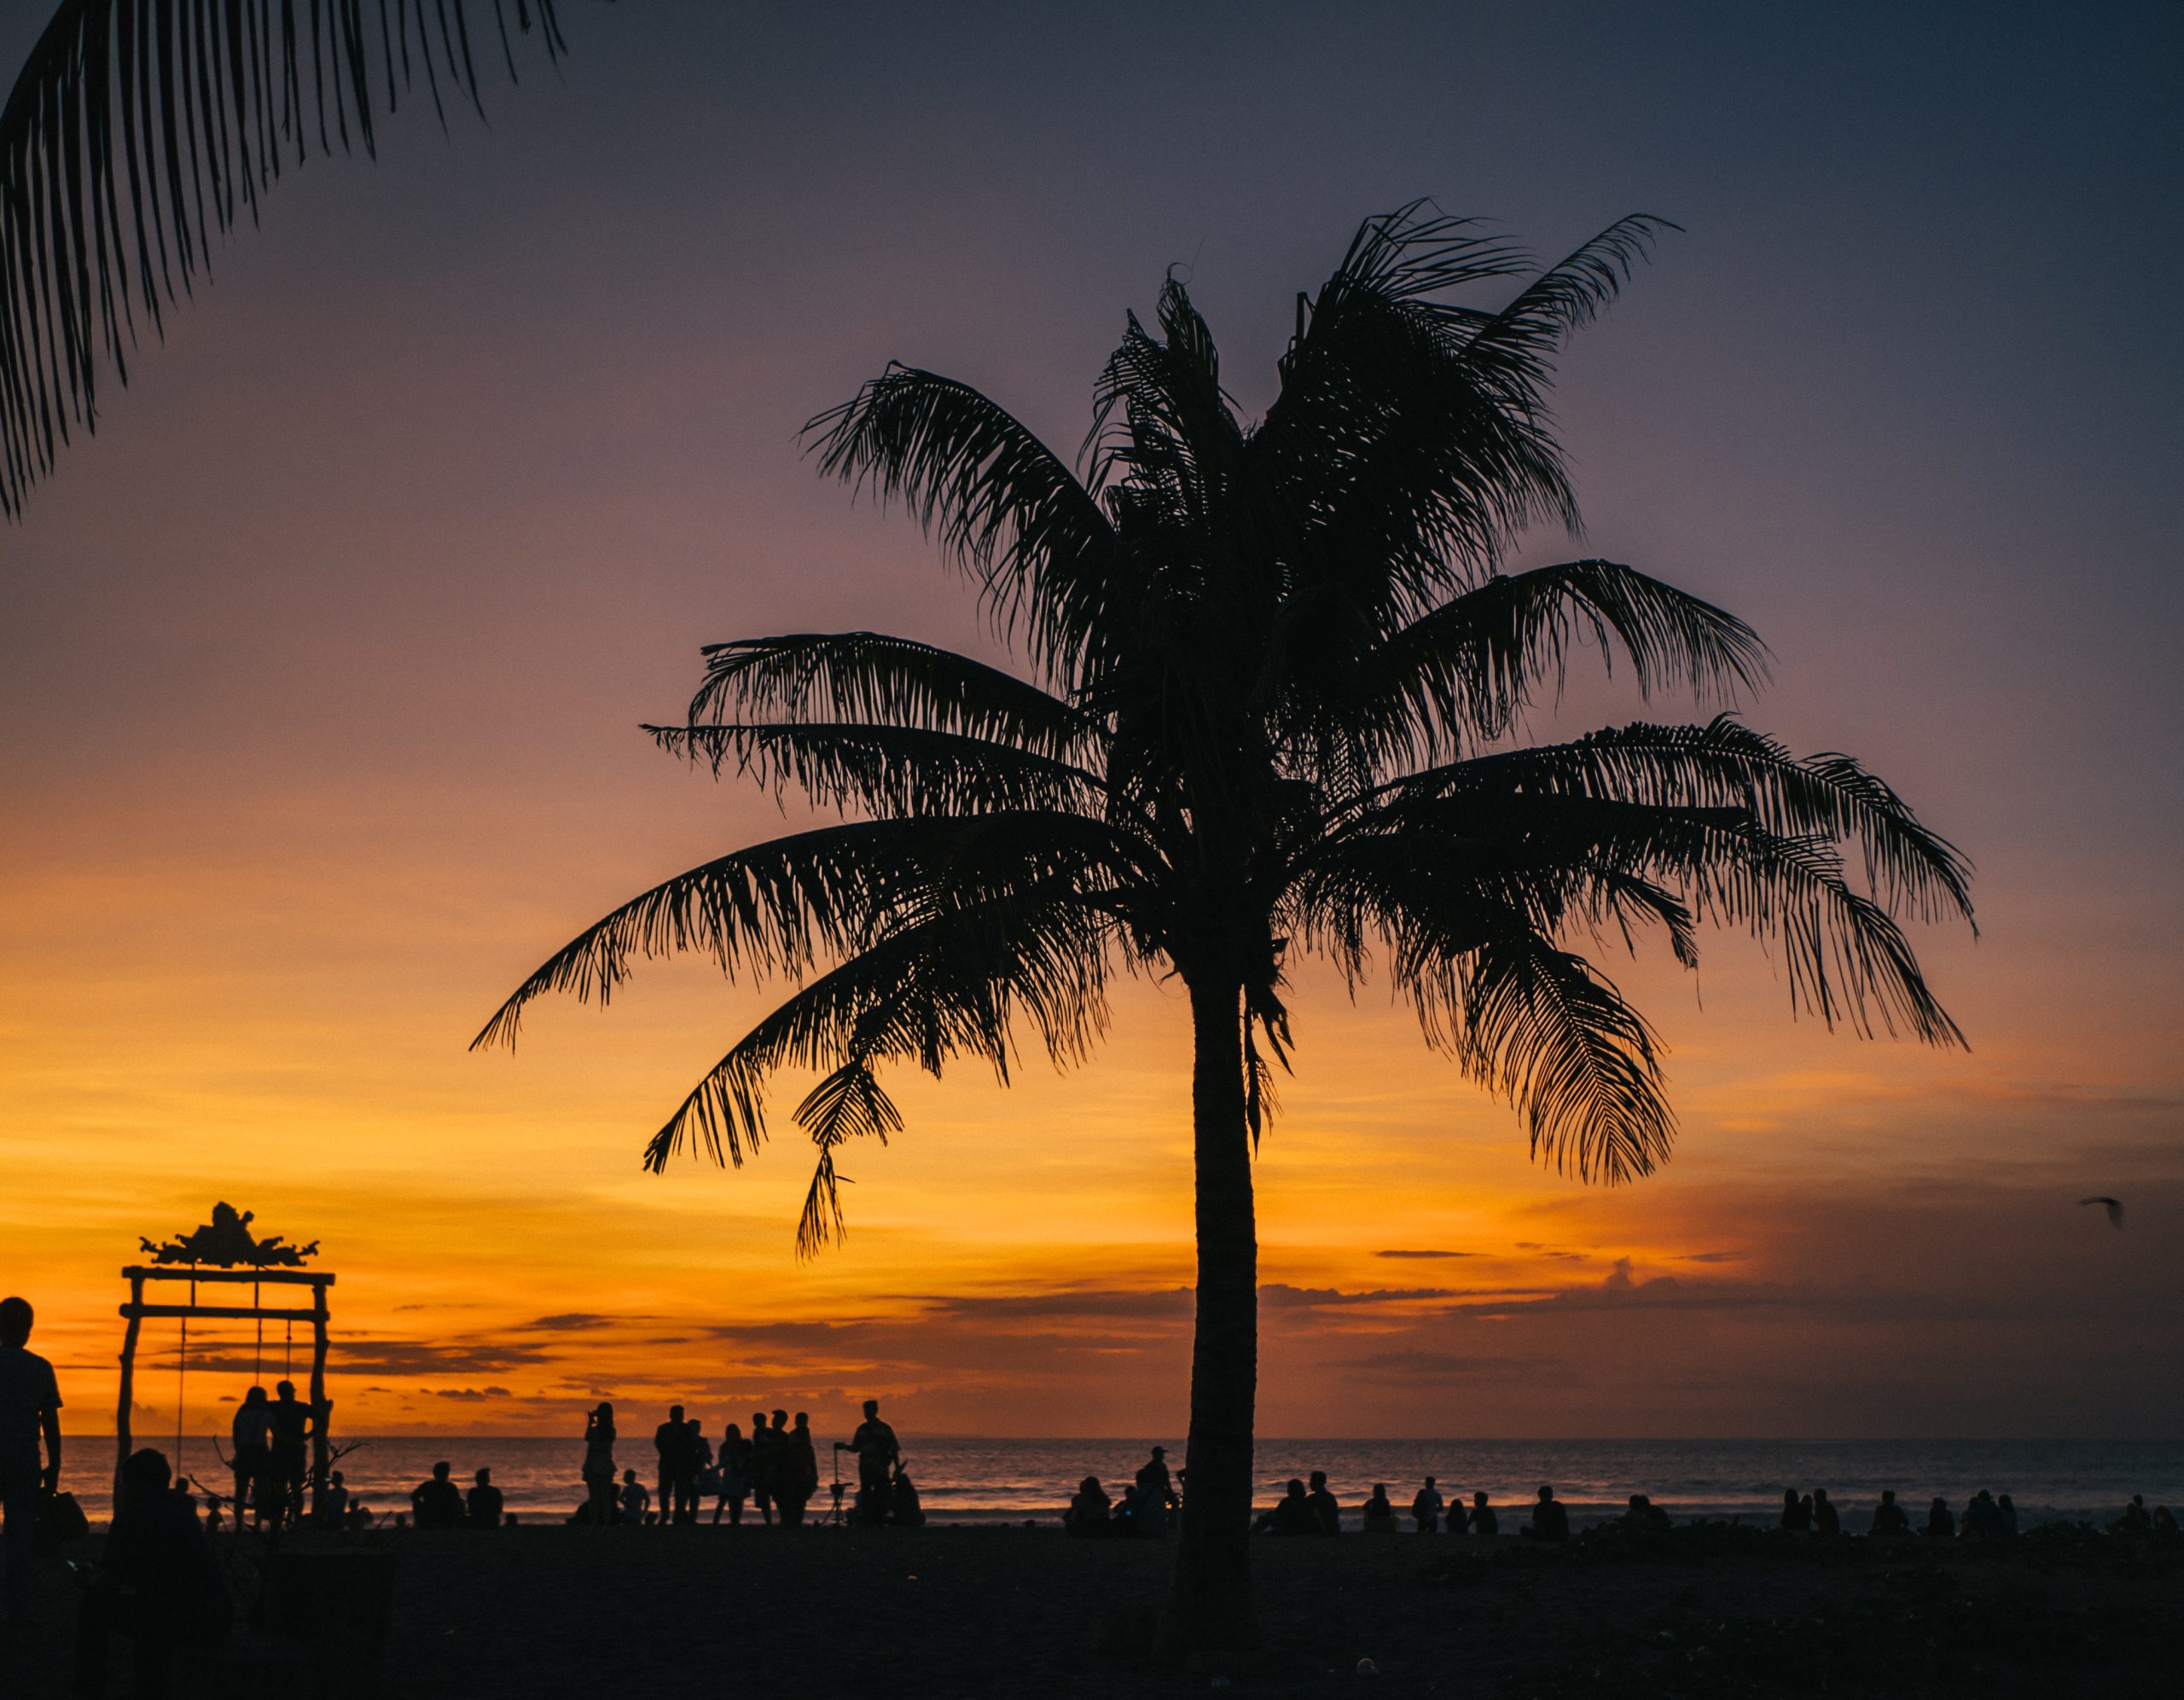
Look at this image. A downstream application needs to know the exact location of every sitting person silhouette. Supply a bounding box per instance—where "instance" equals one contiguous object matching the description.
[410,1462,465,1529]
[1780,1488,1810,1531]
[619,1469,651,1525]
[73,1448,230,1696]
[1066,1476,1112,1537]
[890,1464,925,1528]
[2152,1505,2179,1535]
[1253,1478,1317,1535]
[1361,1484,1399,1535]
[1960,1489,1998,1540]
[1622,1493,1670,1531]
[1467,1490,1498,1535]
[1923,1497,1955,1539]
[468,1467,504,1529]
[1995,1493,2019,1536]
[320,1469,351,1527]
[1305,1471,1341,1536]
[1523,1484,1569,1542]
[1869,1489,1910,1536]
[1812,1488,1840,1536]
[2111,1494,2151,1535]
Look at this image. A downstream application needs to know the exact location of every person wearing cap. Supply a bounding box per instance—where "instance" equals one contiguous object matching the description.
[1135,1445,1179,1522]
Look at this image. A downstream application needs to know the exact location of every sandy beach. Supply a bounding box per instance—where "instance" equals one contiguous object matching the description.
[13,1519,2182,1698]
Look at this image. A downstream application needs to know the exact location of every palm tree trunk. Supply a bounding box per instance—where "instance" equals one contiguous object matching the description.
[1159,972,1259,1660]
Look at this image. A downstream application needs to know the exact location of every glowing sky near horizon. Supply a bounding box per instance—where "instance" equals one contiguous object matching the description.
[2,1,2178,1446]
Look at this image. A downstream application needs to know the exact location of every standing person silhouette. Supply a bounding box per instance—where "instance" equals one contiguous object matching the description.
[653,1405,695,1529]
[713,1422,750,1525]
[684,1421,712,1525]
[1411,1477,1443,1534]
[749,1412,780,1525]
[581,1403,618,1527]
[228,1385,270,1529]
[267,1380,311,1527]
[776,1413,820,1526]
[842,1399,900,1523]
[1136,1446,1180,1525]
[1,1296,63,1625]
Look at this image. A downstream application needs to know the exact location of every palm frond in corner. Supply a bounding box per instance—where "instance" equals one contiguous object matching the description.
[0,0,573,520]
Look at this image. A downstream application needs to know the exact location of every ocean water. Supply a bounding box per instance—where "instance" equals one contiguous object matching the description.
[61,1436,2183,1532]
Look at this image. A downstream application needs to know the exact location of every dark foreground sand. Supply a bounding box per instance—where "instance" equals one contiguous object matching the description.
[12,1521,2181,1697]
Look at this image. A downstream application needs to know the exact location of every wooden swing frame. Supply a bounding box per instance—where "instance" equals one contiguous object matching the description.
[116,1263,336,1508]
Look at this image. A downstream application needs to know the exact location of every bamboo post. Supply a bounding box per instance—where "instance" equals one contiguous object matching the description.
[309,1279,332,1517]
[114,1270,143,1503]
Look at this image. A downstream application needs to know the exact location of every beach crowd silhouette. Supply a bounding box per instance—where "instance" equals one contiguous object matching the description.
[8,1291,2184,1697]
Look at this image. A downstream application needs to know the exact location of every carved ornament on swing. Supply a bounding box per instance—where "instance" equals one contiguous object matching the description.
[137,1201,321,1268]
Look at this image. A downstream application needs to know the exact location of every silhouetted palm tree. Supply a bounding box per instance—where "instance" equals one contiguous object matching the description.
[477,205,1973,1655]
[0,1,567,519]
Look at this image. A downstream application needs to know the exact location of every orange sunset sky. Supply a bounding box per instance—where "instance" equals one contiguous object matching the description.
[3,3,2179,1443]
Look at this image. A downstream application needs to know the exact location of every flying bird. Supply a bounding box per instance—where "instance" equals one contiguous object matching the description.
[2078,1197,2124,1230]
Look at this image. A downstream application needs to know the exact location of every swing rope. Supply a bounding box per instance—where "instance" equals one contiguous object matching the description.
[175,1308,188,1471]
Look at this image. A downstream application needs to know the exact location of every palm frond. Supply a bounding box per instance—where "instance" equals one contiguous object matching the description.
[688,632,1101,759]
[648,721,1109,819]
[1449,214,1679,398]
[1357,559,1768,754]
[1310,200,1535,313]
[1679,822,1966,1047]
[1424,927,1675,1185]
[1291,792,1717,987]
[636,879,1122,1253]
[1339,757,1966,1047]
[0,0,568,519]
[789,1059,900,1256]
[1269,557,1767,783]
[1085,278,1246,552]
[470,809,1145,1051]
[1417,717,1976,926]
[803,367,1118,674]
